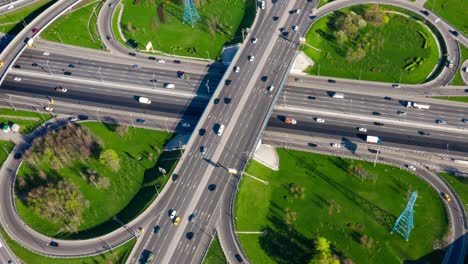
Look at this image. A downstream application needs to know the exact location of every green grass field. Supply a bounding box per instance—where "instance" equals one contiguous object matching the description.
[451,45,468,85]
[434,96,468,103]
[235,149,447,263]
[440,172,467,218]
[424,0,467,35]
[318,0,334,8]
[0,108,51,134]
[0,225,134,264]
[203,235,227,264]
[0,140,15,164]
[0,0,53,34]
[119,0,255,59]
[42,0,104,49]
[15,122,176,238]
[303,5,440,84]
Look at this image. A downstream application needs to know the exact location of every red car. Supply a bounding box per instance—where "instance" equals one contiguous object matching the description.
[32,28,39,34]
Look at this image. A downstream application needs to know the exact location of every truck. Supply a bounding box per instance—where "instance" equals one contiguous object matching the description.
[366,135,381,144]
[285,117,297,124]
[332,92,344,99]
[228,168,238,175]
[406,101,430,110]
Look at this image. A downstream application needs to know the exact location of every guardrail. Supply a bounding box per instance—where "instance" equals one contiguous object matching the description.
[0,0,83,86]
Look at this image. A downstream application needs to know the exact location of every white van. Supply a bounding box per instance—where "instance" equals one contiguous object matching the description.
[332,92,344,99]
[164,83,175,89]
[260,0,265,9]
[139,97,151,104]
[217,124,225,136]
[267,85,274,92]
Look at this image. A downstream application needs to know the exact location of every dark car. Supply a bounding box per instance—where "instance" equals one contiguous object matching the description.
[78,115,89,120]
[172,174,178,182]
[372,111,381,116]
[235,254,244,263]
[224,98,232,104]
[225,79,232,85]
[48,241,59,247]
[384,96,392,100]
[136,119,145,124]
[173,60,181,64]
[418,131,430,136]
[374,122,384,126]
[128,52,136,56]
[106,35,111,40]
[308,143,318,147]
[421,10,430,16]
[261,76,268,82]
[208,184,217,191]
[214,98,220,104]
[199,128,206,136]
[64,71,72,76]
[188,213,196,222]
[32,63,38,67]
[68,64,75,68]
[186,232,194,240]
[32,28,39,34]
[13,153,22,160]
[148,56,156,60]
[13,65,20,69]
[328,79,336,83]
[273,16,279,21]
[282,31,289,37]
[154,225,161,235]
[307,96,316,100]
[200,146,207,154]
[451,30,459,37]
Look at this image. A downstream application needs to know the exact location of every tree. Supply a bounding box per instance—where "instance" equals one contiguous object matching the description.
[363,5,385,26]
[99,149,120,171]
[309,237,339,264]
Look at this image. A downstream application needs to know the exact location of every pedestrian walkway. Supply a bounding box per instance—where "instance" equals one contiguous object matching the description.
[0,130,24,144]
[253,144,279,171]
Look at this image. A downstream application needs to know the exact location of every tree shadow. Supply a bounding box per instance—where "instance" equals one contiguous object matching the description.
[258,202,314,264]
[291,152,397,230]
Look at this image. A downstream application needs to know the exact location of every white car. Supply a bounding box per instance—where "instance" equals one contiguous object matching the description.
[407,165,416,171]
[7,5,14,10]
[462,119,468,123]
[315,118,325,123]
[182,122,190,128]
[397,111,407,116]
[42,51,50,56]
[358,127,367,132]
[234,66,240,73]
[331,143,341,148]
[157,59,166,63]
[44,106,53,112]
[170,210,176,219]
[13,77,21,81]
[132,64,141,69]
[295,9,300,14]
[436,119,446,125]
[248,55,255,62]
[392,84,401,88]
[292,25,299,31]
[267,86,274,92]
[251,38,257,44]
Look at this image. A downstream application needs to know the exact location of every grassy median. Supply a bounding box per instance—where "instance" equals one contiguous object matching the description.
[235,149,447,263]
[303,5,440,84]
[0,108,51,134]
[0,0,54,34]
[119,0,256,59]
[203,235,227,264]
[15,122,177,239]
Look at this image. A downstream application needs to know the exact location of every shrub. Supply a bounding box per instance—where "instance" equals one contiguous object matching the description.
[99,149,120,171]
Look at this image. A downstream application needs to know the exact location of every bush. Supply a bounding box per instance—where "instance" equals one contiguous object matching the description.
[99,149,120,171]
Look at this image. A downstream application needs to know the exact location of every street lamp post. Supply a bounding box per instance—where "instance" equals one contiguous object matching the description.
[96,108,102,124]
[55,31,63,44]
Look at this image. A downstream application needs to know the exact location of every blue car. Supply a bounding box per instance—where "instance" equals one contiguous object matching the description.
[188,213,196,222]
[154,225,161,235]
[136,119,145,124]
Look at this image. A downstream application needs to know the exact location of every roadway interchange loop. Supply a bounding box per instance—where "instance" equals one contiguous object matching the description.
[0,0,465,264]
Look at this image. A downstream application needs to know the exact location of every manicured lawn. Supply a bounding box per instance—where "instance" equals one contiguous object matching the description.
[203,235,227,264]
[15,122,176,238]
[0,225,134,264]
[119,0,256,59]
[0,108,51,134]
[424,0,468,35]
[303,5,440,84]
[439,172,467,218]
[0,0,53,34]
[235,149,447,264]
[42,0,104,49]
[451,45,468,85]
[0,140,15,165]
[433,96,468,103]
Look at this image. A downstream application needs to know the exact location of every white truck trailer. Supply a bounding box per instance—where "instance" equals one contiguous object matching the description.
[406,101,430,110]
[366,135,381,144]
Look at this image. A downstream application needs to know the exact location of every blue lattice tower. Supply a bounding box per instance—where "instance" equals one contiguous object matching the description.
[391,191,418,241]
[182,0,201,28]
